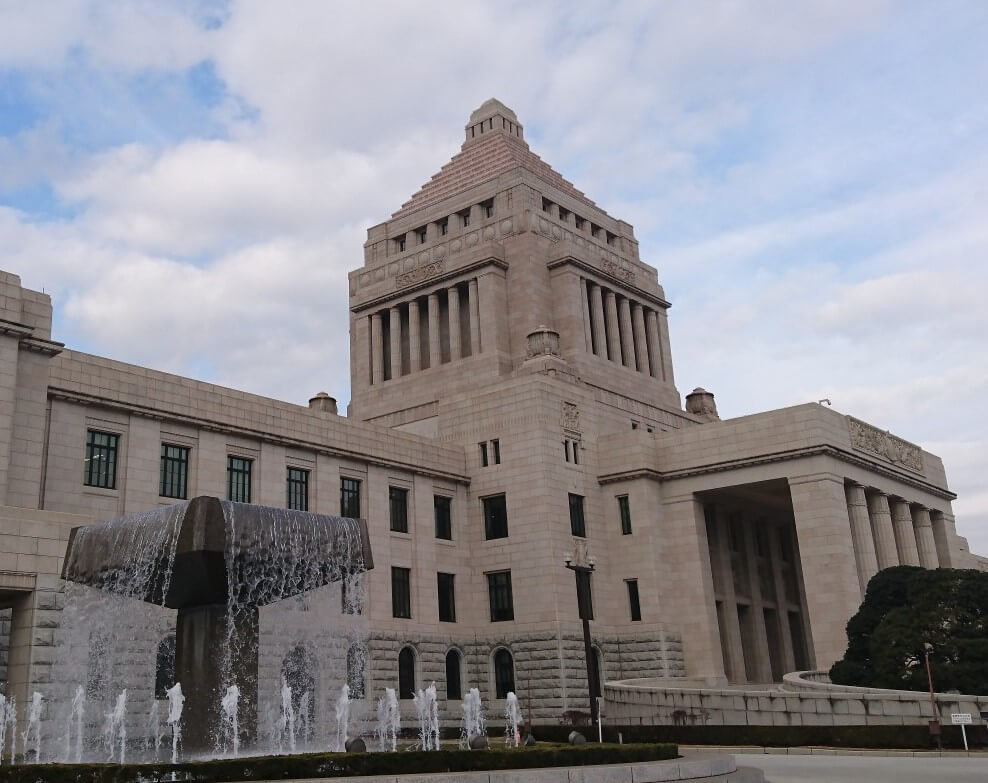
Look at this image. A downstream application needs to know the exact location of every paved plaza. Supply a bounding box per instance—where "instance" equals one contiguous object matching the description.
[736,752,986,783]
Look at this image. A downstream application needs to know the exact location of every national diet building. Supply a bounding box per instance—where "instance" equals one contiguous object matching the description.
[0,100,977,723]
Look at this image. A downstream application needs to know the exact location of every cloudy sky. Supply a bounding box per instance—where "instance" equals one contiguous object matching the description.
[1,1,986,551]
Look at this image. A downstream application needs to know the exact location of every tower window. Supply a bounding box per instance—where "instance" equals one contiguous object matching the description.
[417,227,427,244]
[626,579,642,621]
[438,572,456,622]
[618,495,632,535]
[396,235,406,252]
[487,571,514,622]
[84,430,119,489]
[459,209,471,227]
[434,495,452,540]
[389,486,409,533]
[483,494,508,539]
[391,566,411,619]
[569,493,586,537]
[438,218,448,236]
[481,199,494,219]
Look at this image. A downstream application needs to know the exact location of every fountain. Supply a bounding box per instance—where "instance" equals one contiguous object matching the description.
[166,683,184,764]
[504,692,522,747]
[104,689,127,763]
[460,687,486,748]
[24,691,42,763]
[376,687,399,752]
[334,684,351,751]
[413,683,440,751]
[220,684,240,757]
[0,694,16,763]
[58,496,373,755]
[65,686,85,763]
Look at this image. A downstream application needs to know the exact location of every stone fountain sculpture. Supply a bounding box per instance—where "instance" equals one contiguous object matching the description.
[61,496,373,752]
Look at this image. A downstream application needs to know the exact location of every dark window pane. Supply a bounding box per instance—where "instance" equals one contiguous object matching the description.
[487,571,514,622]
[480,442,488,467]
[389,487,409,533]
[84,430,119,489]
[618,495,632,535]
[569,493,586,537]
[434,495,452,539]
[445,649,462,700]
[492,439,501,464]
[227,456,252,503]
[286,467,309,511]
[341,477,361,518]
[159,444,189,499]
[627,579,642,621]
[391,566,411,619]
[398,647,415,699]
[493,648,514,699]
[483,494,508,540]
[438,572,456,622]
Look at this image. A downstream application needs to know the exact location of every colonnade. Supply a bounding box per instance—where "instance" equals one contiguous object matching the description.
[369,278,481,384]
[581,280,670,381]
[843,482,952,594]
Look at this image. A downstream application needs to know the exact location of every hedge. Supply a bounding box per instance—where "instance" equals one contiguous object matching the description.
[531,723,984,750]
[1,742,678,783]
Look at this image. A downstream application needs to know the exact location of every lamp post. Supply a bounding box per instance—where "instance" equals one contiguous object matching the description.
[564,548,600,735]
[924,641,941,750]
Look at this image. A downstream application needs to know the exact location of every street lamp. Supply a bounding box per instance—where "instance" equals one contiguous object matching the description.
[564,547,600,735]
[923,641,941,750]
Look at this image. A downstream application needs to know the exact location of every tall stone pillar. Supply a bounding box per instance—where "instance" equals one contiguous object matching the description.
[389,306,402,380]
[708,507,745,682]
[604,290,621,363]
[590,284,607,358]
[661,494,726,682]
[845,483,879,594]
[408,299,421,373]
[930,510,958,568]
[655,308,675,385]
[371,312,384,385]
[447,285,461,361]
[645,309,661,379]
[768,527,797,673]
[427,292,441,369]
[580,279,593,353]
[911,506,939,569]
[788,474,863,670]
[741,517,775,683]
[468,278,481,354]
[866,491,899,570]
[617,296,635,368]
[631,302,649,375]
[890,498,920,566]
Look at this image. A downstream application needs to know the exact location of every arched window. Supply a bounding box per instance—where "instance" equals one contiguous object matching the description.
[155,634,176,699]
[346,643,366,699]
[493,647,514,699]
[445,649,462,700]
[398,646,416,699]
[282,644,316,728]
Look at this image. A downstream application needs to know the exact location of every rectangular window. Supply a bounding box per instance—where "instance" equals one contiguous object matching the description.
[479,442,489,467]
[416,227,427,244]
[487,571,514,622]
[460,210,471,227]
[159,443,189,499]
[286,467,309,511]
[626,579,642,621]
[391,566,411,619]
[434,495,452,540]
[438,218,448,236]
[227,456,252,503]
[340,477,361,518]
[569,493,586,537]
[491,439,501,464]
[437,572,456,622]
[482,200,494,219]
[84,430,119,489]
[618,495,632,535]
[389,486,409,533]
[483,494,508,540]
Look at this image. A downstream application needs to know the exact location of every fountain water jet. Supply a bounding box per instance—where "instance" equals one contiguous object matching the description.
[65,686,85,763]
[60,497,373,753]
[504,692,522,747]
[24,691,42,763]
[413,683,440,751]
[166,683,184,764]
[104,689,127,763]
[376,688,399,752]
[334,684,351,751]
[460,688,486,748]
[220,684,240,757]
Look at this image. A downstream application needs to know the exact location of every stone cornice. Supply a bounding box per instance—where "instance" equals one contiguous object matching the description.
[598,444,956,500]
[0,318,33,339]
[547,255,671,309]
[19,335,64,357]
[47,386,470,484]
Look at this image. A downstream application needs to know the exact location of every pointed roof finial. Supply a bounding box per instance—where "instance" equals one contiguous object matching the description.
[464,98,524,145]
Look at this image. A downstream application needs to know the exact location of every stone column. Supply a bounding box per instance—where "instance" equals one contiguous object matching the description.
[867,491,899,570]
[631,302,650,375]
[741,517,775,683]
[590,284,607,358]
[930,510,958,568]
[408,299,421,373]
[768,527,797,673]
[447,285,461,361]
[656,308,675,385]
[845,483,879,594]
[708,506,745,682]
[580,279,593,353]
[788,473,863,670]
[371,312,384,385]
[389,306,402,380]
[617,296,635,368]
[427,292,441,369]
[645,309,661,379]
[890,498,920,566]
[468,278,481,354]
[604,290,621,363]
[911,506,939,569]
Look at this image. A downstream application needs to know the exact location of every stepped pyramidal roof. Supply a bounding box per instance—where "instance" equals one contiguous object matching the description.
[392,98,598,218]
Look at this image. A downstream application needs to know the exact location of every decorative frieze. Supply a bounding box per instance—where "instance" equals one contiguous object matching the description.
[602,259,635,284]
[396,260,444,288]
[847,416,923,473]
[562,401,581,434]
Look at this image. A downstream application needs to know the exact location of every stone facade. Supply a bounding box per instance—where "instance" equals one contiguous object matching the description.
[0,100,978,731]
